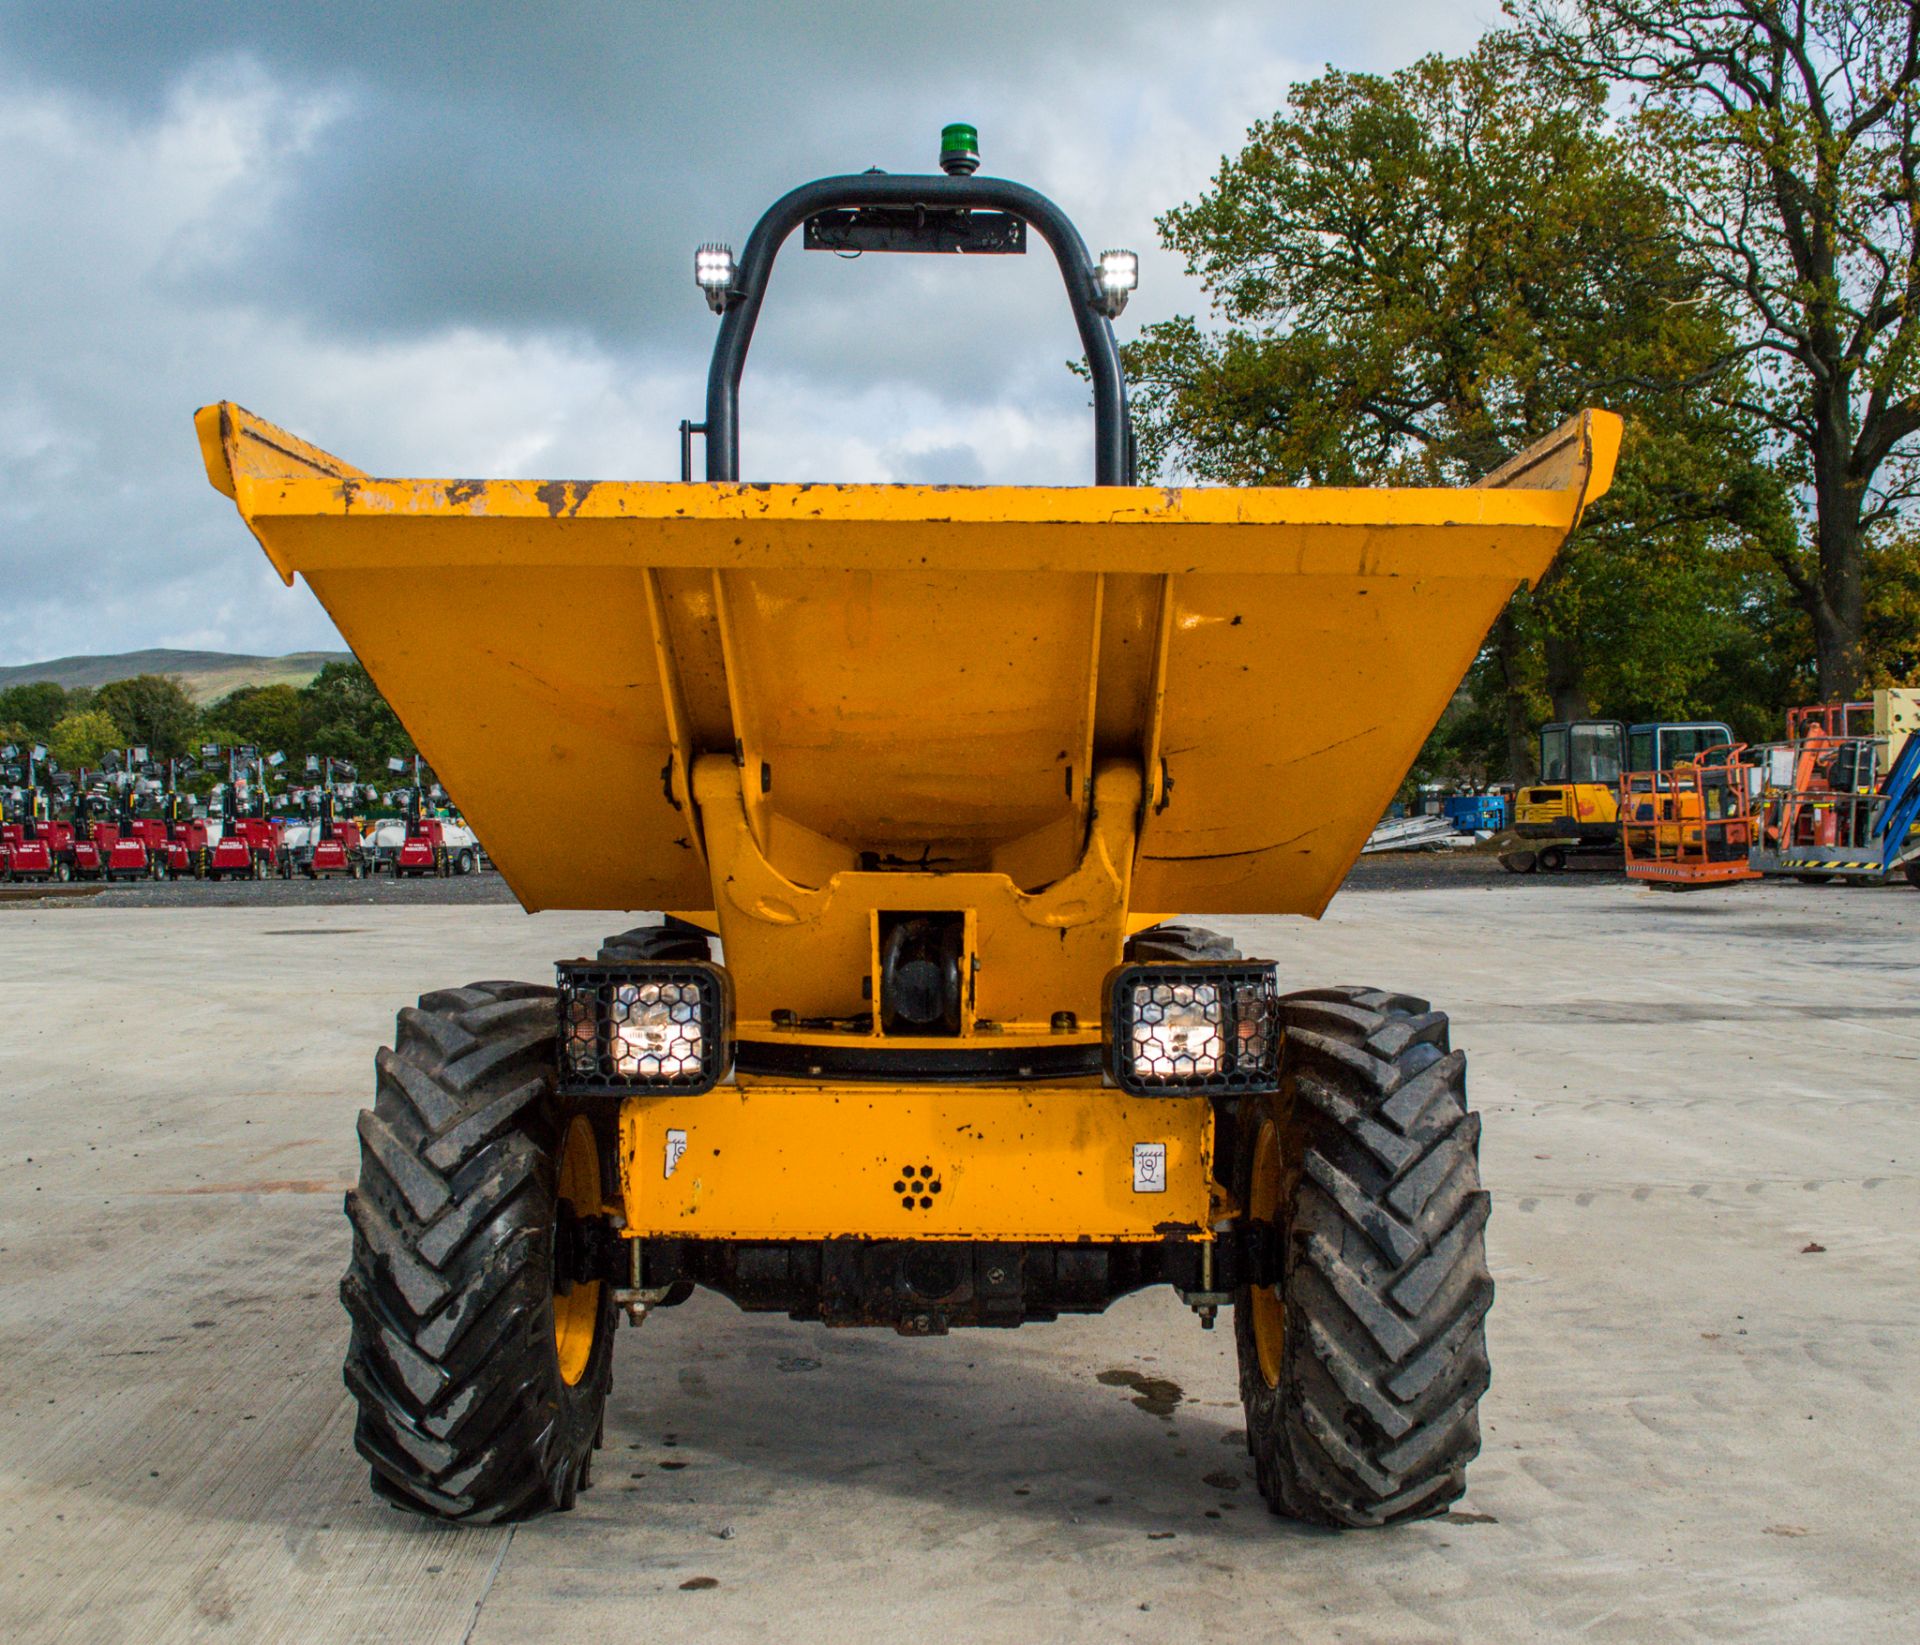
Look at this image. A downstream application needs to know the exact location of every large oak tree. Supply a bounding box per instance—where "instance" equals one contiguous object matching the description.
[1517,0,1920,698]
[1121,37,1782,778]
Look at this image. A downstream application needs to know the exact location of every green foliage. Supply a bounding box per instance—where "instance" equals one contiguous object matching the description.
[0,681,72,738]
[94,674,199,757]
[4,659,413,785]
[204,683,304,756]
[298,661,414,771]
[1864,532,1920,687]
[48,709,123,771]
[1122,35,1795,781]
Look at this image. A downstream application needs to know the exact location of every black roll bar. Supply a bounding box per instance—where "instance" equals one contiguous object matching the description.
[702,172,1133,485]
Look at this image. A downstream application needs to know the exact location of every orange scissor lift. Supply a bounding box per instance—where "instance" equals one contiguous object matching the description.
[1619,745,1762,888]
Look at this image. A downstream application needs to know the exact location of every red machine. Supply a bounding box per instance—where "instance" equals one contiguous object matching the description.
[2,789,63,882]
[289,779,366,877]
[103,790,162,880]
[204,778,279,879]
[61,792,108,880]
[146,765,208,877]
[393,787,450,877]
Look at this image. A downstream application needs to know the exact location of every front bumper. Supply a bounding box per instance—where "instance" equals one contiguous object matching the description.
[613,1082,1216,1243]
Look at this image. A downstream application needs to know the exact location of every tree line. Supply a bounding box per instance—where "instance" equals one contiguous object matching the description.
[1122,2,1920,785]
[0,661,415,780]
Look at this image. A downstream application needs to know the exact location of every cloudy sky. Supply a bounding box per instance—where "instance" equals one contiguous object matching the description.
[0,1,1496,665]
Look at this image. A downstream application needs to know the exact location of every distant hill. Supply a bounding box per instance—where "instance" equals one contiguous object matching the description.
[0,649,352,705]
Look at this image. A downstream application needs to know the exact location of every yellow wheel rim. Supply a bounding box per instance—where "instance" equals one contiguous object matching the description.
[1248,1113,1286,1389]
[552,1115,602,1388]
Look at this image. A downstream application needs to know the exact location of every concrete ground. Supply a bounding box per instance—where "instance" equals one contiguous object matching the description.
[1,881,1915,1644]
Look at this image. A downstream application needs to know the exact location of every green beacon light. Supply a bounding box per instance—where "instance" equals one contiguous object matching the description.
[939,122,981,177]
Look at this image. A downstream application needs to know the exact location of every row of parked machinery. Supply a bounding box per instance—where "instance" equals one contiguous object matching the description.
[1618,692,1920,889]
[0,765,483,884]
[1500,692,1919,888]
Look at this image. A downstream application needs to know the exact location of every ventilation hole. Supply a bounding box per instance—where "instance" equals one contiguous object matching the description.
[892,1181,905,1193]
[919,1196,932,1209]
[930,1180,942,1193]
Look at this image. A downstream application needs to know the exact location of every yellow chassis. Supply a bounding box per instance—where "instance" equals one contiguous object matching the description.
[609,753,1218,1244]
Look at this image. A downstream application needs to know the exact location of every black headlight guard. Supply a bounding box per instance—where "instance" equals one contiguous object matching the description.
[555,961,733,1095]
[1104,962,1280,1095]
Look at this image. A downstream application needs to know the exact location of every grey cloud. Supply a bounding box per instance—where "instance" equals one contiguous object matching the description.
[0,1,1494,663]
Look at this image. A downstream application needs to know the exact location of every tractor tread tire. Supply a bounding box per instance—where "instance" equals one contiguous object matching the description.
[596,917,716,965]
[1124,922,1240,964]
[340,979,613,1524]
[1237,984,1491,1528]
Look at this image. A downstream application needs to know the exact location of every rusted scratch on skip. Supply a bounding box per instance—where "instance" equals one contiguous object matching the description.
[534,480,596,517]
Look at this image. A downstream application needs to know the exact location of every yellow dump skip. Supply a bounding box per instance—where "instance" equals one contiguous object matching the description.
[196,401,1618,917]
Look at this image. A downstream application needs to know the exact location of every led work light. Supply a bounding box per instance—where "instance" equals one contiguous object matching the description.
[556,961,732,1094]
[1094,249,1138,318]
[1105,963,1280,1095]
[694,243,737,313]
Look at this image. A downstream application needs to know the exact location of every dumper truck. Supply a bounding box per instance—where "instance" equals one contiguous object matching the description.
[197,129,1618,1530]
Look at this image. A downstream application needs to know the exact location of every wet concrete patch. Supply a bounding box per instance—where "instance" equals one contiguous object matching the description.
[1097,1367,1184,1418]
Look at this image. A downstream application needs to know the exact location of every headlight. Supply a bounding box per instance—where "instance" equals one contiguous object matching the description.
[1094,249,1138,318]
[556,961,732,1094]
[694,243,736,313]
[1105,962,1279,1094]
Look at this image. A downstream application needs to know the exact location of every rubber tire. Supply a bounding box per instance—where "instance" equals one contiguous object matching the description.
[55,861,72,882]
[1906,861,1920,890]
[1794,873,1835,886]
[1124,922,1239,963]
[457,849,477,876]
[1235,985,1492,1528]
[596,917,716,965]
[1536,846,1567,873]
[340,980,616,1523]
[1499,851,1537,874]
